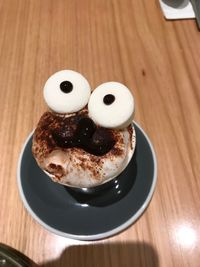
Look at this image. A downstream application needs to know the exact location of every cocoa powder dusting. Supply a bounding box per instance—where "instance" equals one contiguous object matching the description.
[45,163,65,179]
[32,110,130,182]
[33,110,117,158]
[128,124,133,150]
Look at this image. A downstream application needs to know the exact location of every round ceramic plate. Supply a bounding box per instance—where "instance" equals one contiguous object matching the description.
[17,122,157,241]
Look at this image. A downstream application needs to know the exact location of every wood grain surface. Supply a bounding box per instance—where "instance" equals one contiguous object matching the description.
[0,0,200,266]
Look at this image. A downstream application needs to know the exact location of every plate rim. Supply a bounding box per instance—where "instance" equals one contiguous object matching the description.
[17,121,157,241]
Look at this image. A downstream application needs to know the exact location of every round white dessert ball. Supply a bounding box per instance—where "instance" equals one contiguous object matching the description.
[43,70,91,113]
[88,82,134,129]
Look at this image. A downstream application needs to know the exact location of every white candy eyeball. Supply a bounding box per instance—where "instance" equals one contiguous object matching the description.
[43,70,91,113]
[88,82,134,129]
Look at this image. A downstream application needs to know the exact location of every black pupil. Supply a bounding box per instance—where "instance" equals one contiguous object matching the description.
[103,94,115,105]
[60,81,73,93]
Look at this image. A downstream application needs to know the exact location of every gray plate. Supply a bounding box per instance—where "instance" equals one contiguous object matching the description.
[17,122,157,241]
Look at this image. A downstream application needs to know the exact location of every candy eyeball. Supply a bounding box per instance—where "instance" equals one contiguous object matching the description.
[43,70,91,113]
[88,82,134,129]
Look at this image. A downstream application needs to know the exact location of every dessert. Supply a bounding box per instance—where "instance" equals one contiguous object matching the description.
[32,70,136,188]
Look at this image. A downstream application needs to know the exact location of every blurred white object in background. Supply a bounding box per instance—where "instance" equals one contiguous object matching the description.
[159,0,195,19]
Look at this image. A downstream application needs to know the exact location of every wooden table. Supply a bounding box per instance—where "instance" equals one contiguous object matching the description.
[0,0,200,266]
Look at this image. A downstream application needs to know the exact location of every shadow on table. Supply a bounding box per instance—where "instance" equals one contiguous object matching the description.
[40,242,159,267]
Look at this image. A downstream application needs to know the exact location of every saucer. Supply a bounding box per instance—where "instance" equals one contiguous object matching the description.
[17,122,157,241]
[159,0,195,19]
